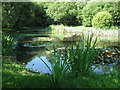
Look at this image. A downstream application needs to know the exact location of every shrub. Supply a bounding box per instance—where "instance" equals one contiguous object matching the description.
[82,2,119,27]
[2,33,17,55]
[82,2,104,27]
[92,11,113,29]
[2,2,19,28]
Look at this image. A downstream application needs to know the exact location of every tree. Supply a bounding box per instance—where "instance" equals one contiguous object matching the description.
[2,2,48,29]
[46,2,78,25]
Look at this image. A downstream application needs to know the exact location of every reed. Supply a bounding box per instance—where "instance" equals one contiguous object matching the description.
[66,33,97,76]
[40,33,97,87]
[40,46,70,88]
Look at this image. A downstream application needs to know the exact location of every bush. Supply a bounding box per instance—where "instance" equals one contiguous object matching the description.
[92,11,113,29]
[2,33,17,55]
[82,2,104,27]
[82,2,119,27]
[40,45,70,88]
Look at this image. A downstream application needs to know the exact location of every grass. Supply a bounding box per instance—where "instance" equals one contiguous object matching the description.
[2,56,51,88]
[95,26,119,30]
[2,26,52,32]
[3,25,118,43]
[2,56,119,88]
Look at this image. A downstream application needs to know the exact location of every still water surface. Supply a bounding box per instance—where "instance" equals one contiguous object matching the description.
[16,36,119,74]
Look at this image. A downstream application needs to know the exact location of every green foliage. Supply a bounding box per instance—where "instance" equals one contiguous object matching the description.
[40,46,70,88]
[82,2,119,27]
[30,2,48,27]
[2,2,48,29]
[92,11,113,29]
[2,33,17,55]
[40,34,97,87]
[66,34,97,76]
[50,24,65,40]
[103,2,120,27]
[82,2,102,27]
[76,2,86,25]
[46,2,78,25]
[2,2,119,29]
[2,2,19,28]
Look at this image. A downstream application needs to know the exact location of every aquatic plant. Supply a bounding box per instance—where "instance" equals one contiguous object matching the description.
[40,34,97,87]
[66,34,97,76]
[40,46,70,88]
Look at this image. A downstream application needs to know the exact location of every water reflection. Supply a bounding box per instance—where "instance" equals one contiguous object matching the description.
[16,43,51,63]
[25,55,114,74]
[91,64,113,74]
[15,36,119,74]
[26,56,52,74]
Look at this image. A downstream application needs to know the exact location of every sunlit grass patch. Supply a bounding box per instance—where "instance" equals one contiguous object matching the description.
[2,57,51,88]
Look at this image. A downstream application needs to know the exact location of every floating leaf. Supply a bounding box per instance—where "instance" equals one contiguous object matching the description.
[104,50,112,54]
[107,55,113,57]
[112,52,116,54]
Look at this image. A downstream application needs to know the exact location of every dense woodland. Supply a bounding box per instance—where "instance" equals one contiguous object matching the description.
[2,2,120,29]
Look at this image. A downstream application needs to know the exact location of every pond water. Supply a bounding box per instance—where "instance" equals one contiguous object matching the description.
[25,56,115,74]
[26,56,52,74]
[15,35,119,75]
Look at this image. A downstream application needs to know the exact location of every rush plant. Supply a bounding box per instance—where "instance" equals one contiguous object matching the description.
[40,33,97,87]
[40,46,70,88]
[66,34,97,76]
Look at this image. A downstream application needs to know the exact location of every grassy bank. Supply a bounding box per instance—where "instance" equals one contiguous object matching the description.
[2,56,51,88]
[2,55,119,88]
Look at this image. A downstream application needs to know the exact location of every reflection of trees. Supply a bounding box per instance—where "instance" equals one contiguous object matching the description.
[16,40,82,64]
[21,37,34,42]
[16,43,52,63]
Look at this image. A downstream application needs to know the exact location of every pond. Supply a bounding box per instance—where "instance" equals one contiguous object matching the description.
[15,34,120,75]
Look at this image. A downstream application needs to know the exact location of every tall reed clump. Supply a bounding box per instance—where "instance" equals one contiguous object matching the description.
[40,46,70,88]
[40,34,97,87]
[66,34,97,76]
